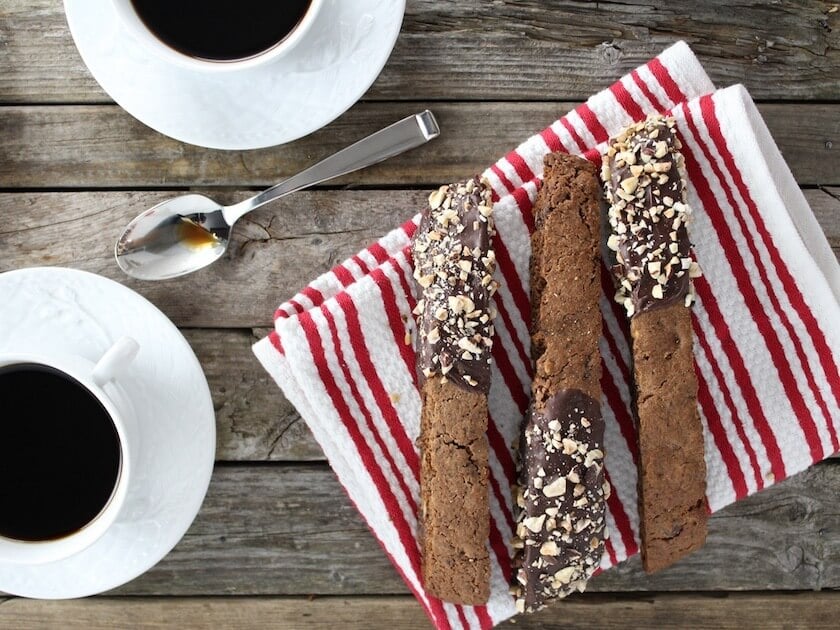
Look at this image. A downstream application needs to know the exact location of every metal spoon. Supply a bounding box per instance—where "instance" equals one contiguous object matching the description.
[115,110,440,280]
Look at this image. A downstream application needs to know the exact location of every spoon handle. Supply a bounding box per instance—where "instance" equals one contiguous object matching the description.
[222,110,440,225]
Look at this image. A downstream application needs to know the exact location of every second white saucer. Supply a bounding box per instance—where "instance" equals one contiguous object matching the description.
[64,0,406,150]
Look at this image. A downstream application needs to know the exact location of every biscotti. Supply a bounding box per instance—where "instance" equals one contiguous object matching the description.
[412,176,497,604]
[511,153,608,613]
[603,115,708,573]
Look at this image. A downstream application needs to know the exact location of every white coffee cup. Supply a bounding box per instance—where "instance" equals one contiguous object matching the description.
[0,337,140,565]
[110,0,325,72]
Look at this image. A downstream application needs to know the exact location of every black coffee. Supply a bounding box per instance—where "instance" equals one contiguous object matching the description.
[0,364,121,541]
[130,0,313,61]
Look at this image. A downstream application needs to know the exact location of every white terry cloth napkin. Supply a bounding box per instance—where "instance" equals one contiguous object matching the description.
[253,41,840,629]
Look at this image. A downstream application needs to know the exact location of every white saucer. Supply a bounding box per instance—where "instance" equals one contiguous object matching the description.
[64,0,406,150]
[0,268,216,599]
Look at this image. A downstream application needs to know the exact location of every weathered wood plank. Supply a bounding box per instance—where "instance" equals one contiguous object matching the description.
[4,592,840,629]
[0,190,428,327]
[1,189,837,330]
[815,186,840,248]
[29,461,830,595]
[0,103,837,188]
[111,464,401,596]
[1,1,838,103]
[184,329,322,462]
[0,102,527,187]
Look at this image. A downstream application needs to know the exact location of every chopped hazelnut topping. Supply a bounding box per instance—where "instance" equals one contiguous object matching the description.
[412,177,497,389]
[524,515,546,533]
[602,115,701,317]
[542,477,567,498]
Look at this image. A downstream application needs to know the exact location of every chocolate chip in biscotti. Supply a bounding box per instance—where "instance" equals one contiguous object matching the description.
[412,176,499,393]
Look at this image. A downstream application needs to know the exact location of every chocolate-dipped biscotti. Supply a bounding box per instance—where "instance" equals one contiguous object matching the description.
[511,153,609,613]
[602,115,708,573]
[412,176,498,604]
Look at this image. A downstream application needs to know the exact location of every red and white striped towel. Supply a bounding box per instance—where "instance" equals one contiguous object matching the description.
[253,41,840,629]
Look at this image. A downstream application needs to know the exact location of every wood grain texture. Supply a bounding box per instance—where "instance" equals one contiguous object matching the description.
[109,464,401,596]
[0,190,427,327]
[184,329,322,462]
[0,103,837,188]
[0,188,836,329]
[24,461,828,596]
[4,592,840,629]
[815,186,840,248]
[1,1,838,103]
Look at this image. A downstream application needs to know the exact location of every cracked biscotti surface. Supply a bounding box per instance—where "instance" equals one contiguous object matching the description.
[603,115,708,574]
[412,176,497,604]
[512,152,608,613]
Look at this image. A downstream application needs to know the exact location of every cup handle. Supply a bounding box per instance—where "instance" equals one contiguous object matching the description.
[92,336,140,386]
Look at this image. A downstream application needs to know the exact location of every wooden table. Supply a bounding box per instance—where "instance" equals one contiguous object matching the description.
[1,1,839,627]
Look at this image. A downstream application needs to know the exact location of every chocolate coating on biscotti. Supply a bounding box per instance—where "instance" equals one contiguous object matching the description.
[513,390,607,612]
[511,153,608,613]
[418,378,490,604]
[631,303,708,573]
[602,116,701,317]
[412,176,498,393]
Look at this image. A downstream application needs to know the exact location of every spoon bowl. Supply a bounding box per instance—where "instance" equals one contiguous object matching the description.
[115,111,440,281]
[116,194,230,280]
